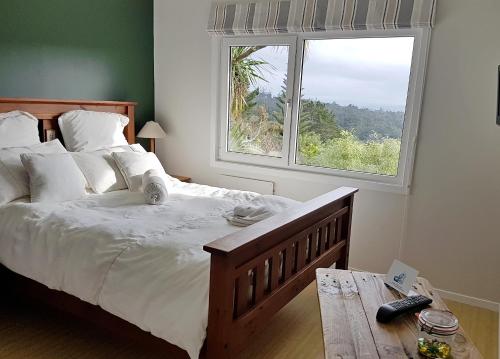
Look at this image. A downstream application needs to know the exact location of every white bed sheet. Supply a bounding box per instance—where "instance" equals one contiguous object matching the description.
[0,182,276,358]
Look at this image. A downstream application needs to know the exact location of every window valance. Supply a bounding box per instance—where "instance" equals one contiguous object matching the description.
[208,0,436,35]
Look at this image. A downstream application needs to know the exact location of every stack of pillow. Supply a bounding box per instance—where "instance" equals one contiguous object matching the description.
[0,110,172,205]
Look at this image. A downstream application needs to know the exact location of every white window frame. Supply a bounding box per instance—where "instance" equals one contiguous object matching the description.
[211,28,431,193]
[218,36,297,168]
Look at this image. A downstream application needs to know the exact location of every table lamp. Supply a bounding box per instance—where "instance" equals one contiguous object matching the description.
[137,121,166,153]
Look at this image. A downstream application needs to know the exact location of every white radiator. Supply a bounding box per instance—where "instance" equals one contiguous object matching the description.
[217,175,274,195]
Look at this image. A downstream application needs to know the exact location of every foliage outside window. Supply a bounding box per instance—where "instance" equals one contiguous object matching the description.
[228,45,289,158]
[218,32,427,188]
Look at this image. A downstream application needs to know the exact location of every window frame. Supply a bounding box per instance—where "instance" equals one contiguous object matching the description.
[213,28,431,193]
[218,36,297,168]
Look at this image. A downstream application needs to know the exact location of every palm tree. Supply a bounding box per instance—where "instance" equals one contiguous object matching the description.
[230,46,267,121]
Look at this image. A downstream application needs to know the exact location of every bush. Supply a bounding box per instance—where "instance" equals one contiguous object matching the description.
[298,130,400,176]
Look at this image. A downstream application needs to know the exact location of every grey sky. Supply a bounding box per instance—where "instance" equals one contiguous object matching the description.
[249,37,414,112]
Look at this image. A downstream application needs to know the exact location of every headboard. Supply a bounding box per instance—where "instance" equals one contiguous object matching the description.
[0,97,136,144]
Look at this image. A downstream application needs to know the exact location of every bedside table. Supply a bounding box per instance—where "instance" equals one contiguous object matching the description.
[172,175,191,183]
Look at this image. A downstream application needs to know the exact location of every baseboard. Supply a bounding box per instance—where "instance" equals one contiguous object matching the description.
[434,288,499,313]
[347,266,499,312]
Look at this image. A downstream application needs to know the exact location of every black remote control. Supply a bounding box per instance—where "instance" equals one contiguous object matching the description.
[376,295,432,323]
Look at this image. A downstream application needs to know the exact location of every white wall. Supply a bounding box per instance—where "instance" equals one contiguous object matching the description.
[154,0,500,303]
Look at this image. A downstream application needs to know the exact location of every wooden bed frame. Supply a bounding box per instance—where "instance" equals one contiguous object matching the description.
[0,97,358,359]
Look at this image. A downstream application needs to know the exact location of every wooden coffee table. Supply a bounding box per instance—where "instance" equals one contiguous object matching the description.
[316,269,483,358]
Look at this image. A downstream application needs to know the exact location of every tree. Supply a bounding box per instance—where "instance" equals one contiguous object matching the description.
[230,46,267,121]
[271,79,287,126]
[228,46,288,156]
[299,100,339,142]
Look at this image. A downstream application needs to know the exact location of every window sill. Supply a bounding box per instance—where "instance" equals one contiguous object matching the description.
[211,158,411,195]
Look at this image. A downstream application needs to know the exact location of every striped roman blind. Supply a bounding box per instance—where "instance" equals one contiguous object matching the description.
[207,0,436,35]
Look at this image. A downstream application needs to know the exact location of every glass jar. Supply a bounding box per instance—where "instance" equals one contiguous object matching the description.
[417,309,459,359]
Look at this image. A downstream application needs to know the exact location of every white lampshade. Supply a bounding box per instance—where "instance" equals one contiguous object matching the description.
[137,121,167,139]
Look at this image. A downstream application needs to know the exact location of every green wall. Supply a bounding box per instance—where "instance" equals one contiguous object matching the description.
[0,0,154,136]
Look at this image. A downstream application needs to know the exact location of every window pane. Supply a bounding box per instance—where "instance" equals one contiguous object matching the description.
[296,37,414,176]
[228,46,289,158]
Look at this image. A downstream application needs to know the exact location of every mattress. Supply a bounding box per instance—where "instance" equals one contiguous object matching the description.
[0,181,279,358]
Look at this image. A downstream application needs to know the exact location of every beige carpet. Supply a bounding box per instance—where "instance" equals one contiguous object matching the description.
[0,283,497,359]
[0,298,158,359]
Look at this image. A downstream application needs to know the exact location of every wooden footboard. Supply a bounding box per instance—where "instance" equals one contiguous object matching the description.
[203,187,358,358]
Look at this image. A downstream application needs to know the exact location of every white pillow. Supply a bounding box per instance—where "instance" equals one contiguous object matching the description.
[105,143,146,153]
[20,153,87,203]
[112,152,169,192]
[72,144,146,194]
[0,111,41,148]
[0,140,67,204]
[58,110,129,152]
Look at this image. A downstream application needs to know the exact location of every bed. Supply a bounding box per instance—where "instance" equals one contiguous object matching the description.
[0,97,358,359]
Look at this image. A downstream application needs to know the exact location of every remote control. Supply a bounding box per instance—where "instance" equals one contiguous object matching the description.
[376,295,432,323]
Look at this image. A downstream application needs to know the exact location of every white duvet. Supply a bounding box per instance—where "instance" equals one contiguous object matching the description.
[0,181,297,358]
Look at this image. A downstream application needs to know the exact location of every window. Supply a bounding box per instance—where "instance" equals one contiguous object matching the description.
[228,45,290,158]
[296,37,413,176]
[216,30,430,191]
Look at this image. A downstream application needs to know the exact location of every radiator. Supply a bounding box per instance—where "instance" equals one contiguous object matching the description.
[217,175,274,195]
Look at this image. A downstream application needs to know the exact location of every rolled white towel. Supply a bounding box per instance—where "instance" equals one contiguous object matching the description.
[142,169,168,205]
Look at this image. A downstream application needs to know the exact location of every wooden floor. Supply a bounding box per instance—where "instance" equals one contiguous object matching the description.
[0,282,497,359]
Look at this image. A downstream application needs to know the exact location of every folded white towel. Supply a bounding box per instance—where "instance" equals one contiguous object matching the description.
[224,195,300,227]
[142,169,168,205]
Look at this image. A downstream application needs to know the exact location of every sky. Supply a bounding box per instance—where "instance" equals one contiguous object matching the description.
[247,37,414,112]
